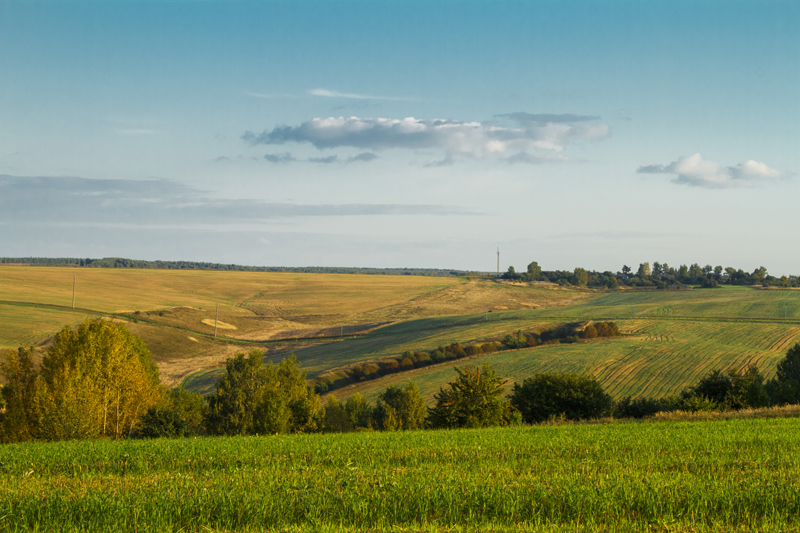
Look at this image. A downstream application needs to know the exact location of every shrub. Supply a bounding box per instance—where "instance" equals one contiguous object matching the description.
[137,405,187,438]
[380,360,400,373]
[510,372,613,423]
[582,325,598,339]
[481,343,498,354]
[464,344,479,356]
[447,343,466,358]
[614,396,677,419]
[431,350,447,363]
[428,364,515,429]
[681,366,768,410]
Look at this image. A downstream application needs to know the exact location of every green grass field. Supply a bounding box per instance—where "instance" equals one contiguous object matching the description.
[324,318,800,404]
[183,286,800,401]
[2,417,800,532]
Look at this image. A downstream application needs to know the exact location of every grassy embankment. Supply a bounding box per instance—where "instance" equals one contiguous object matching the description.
[2,417,800,532]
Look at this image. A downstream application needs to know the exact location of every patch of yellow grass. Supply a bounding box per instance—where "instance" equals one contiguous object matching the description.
[201,319,237,330]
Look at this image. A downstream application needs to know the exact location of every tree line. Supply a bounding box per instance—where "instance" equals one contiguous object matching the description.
[314,322,620,394]
[502,261,800,288]
[0,257,479,277]
[3,320,800,442]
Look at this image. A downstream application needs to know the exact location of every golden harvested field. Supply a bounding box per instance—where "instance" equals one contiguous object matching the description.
[0,266,586,385]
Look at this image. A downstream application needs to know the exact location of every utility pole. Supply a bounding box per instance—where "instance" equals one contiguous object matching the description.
[497,247,500,278]
[72,276,76,309]
[214,303,219,338]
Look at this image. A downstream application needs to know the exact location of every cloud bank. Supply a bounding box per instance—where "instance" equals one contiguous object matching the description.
[242,113,609,162]
[264,152,296,163]
[0,175,477,227]
[637,154,782,188]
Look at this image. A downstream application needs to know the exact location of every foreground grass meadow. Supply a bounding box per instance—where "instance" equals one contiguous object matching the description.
[2,418,800,532]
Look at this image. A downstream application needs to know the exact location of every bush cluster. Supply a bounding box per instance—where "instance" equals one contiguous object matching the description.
[314,341,501,393]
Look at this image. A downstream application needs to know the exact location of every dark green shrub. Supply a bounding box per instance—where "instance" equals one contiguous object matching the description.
[510,372,613,423]
[766,343,800,405]
[168,387,206,436]
[614,396,676,419]
[138,405,187,438]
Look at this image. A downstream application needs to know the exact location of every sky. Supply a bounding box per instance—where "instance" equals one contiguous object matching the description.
[1,0,798,274]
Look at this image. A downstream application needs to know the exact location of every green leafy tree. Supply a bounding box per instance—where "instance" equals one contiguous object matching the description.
[427,364,515,429]
[323,393,374,432]
[681,366,768,410]
[204,351,263,436]
[526,261,541,280]
[345,393,373,429]
[502,330,527,349]
[205,352,320,436]
[509,372,613,423]
[766,343,800,405]
[573,267,588,287]
[42,320,162,439]
[0,347,39,442]
[372,382,426,431]
[637,263,651,278]
[168,387,206,436]
[1,321,163,442]
[323,396,353,432]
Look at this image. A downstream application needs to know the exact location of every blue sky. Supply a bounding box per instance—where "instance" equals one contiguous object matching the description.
[1,1,798,274]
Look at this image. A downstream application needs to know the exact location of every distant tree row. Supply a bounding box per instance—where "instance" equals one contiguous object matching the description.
[502,260,800,288]
[314,322,620,394]
[0,257,480,277]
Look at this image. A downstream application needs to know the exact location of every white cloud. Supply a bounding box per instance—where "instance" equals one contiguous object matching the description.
[242,114,609,161]
[117,129,158,135]
[309,88,408,101]
[637,153,782,188]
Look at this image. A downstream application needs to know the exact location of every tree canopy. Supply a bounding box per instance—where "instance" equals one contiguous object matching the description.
[766,343,800,405]
[372,382,426,430]
[427,364,516,429]
[509,372,613,423]
[204,352,320,436]
[0,320,163,442]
